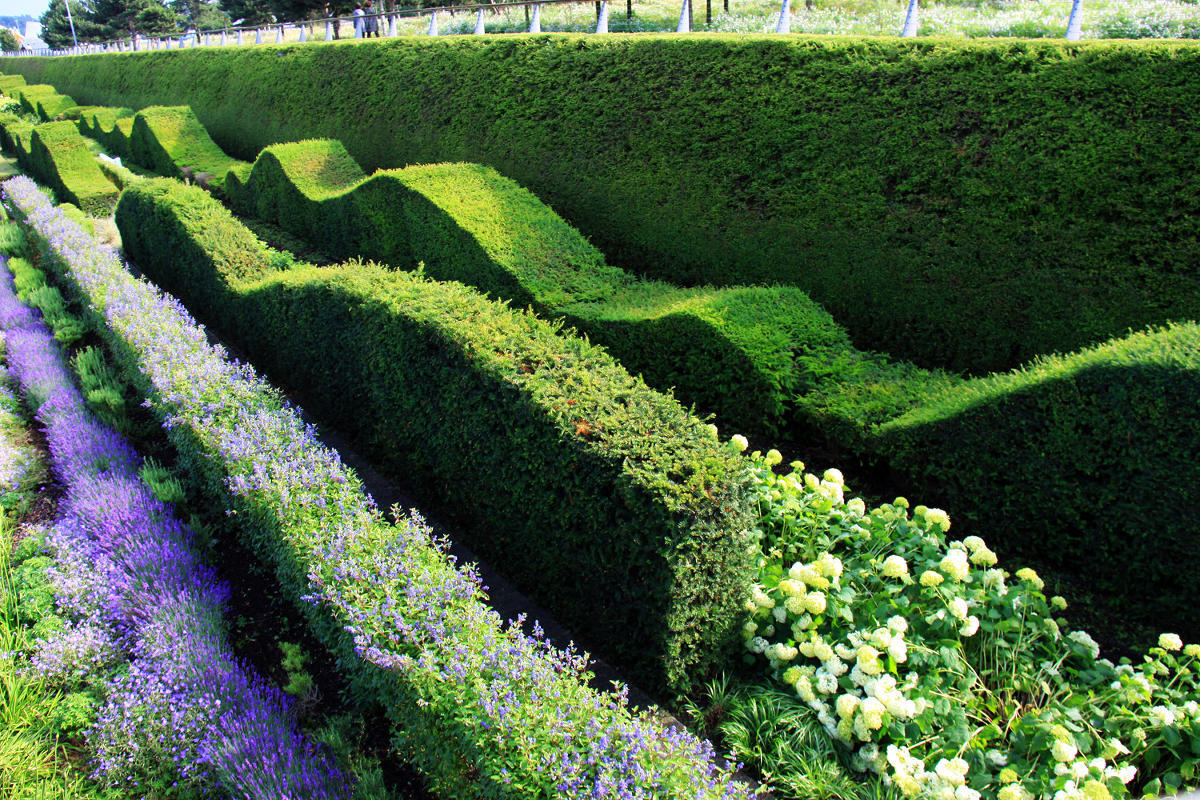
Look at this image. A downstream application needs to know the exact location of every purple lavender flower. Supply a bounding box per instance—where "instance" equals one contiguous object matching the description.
[0,245,350,797]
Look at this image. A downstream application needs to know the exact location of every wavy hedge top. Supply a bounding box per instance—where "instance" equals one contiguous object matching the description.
[3,37,1199,372]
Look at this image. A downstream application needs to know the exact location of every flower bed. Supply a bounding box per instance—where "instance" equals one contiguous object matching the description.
[736,447,1200,799]
[5,174,753,799]
[0,249,351,797]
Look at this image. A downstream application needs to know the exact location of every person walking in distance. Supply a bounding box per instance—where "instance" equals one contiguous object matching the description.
[364,0,380,36]
[353,1,365,36]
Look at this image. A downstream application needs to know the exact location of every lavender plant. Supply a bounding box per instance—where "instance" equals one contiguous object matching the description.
[4,174,753,799]
[0,249,352,798]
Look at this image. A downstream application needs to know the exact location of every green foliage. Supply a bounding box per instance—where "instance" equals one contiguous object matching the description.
[48,691,99,738]
[0,29,19,53]
[874,323,1200,633]
[277,640,314,698]
[0,75,27,92]
[128,105,250,191]
[114,176,758,693]
[10,84,78,121]
[28,121,119,216]
[5,38,1200,373]
[77,106,135,160]
[231,138,869,433]
[0,222,26,257]
[27,284,88,346]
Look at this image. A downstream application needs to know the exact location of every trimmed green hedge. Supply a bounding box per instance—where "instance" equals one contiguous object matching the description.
[78,106,135,159]
[10,84,77,121]
[128,106,249,190]
[114,176,758,693]
[0,116,35,173]
[28,121,119,216]
[0,75,26,92]
[4,38,1200,372]
[228,139,848,431]
[874,325,1200,636]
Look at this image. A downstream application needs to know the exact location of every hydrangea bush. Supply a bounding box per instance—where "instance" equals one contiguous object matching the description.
[735,444,1199,800]
[4,175,753,799]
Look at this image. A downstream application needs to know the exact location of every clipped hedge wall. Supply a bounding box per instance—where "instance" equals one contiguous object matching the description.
[0,117,35,173]
[4,38,1200,372]
[78,106,135,159]
[0,74,26,92]
[28,121,119,216]
[114,177,757,693]
[128,105,249,190]
[875,325,1200,638]
[10,84,76,121]
[228,138,847,431]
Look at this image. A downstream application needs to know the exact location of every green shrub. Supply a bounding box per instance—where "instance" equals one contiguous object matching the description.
[0,117,35,172]
[10,85,76,121]
[78,106,135,160]
[0,74,26,93]
[115,176,757,693]
[5,39,1200,372]
[232,138,869,433]
[28,121,119,216]
[128,106,250,191]
[874,323,1200,633]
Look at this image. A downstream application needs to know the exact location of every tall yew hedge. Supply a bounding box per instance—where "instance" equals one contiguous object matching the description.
[3,36,1200,372]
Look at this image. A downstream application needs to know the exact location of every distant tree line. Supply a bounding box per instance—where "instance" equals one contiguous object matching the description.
[37,0,422,48]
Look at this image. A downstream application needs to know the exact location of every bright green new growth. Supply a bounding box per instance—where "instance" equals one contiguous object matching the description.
[0,74,26,93]
[129,106,250,191]
[230,139,886,432]
[115,176,758,694]
[9,84,77,121]
[29,121,119,216]
[78,106,135,160]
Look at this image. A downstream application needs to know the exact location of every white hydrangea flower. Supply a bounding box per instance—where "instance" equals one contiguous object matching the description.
[940,550,970,582]
[887,637,909,663]
[825,655,848,677]
[924,508,950,529]
[1149,705,1177,726]
[1159,632,1183,651]
[882,555,909,579]
[1068,630,1101,660]
[1015,567,1044,590]
[960,616,980,637]
[816,668,838,695]
[983,568,1008,593]
[803,591,827,615]
[887,615,909,634]
[765,448,783,466]
[962,535,986,552]
[773,606,787,623]
[969,547,998,567]
[730,434,749,452]
[956,787,981,800]
[846,497,866,516]
[818,552,844,579]
[921,570,945,587]
[784,595,805,615]
[948,597,969,621]
[823,468,844,485]
[1051,738,1078,762]
[836,693,860,719]
[934,757,969,786]
[998,785,1032,800]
